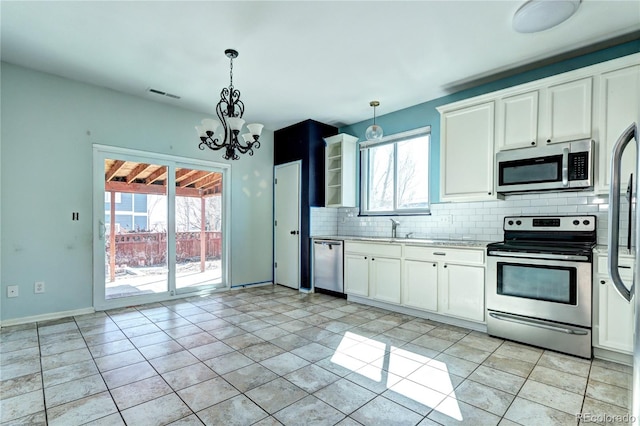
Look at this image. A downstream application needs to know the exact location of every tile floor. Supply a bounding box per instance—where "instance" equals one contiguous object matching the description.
[0,285,634,426]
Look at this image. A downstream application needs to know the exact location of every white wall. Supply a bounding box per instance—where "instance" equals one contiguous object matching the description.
[0,62,274,322]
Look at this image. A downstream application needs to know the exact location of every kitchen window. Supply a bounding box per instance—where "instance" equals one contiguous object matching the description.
[360,126,430,215]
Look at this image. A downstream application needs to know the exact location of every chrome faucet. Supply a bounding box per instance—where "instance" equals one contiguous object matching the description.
[390,218,400,238]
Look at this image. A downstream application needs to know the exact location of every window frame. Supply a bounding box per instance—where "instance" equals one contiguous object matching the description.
[360,126,431,216]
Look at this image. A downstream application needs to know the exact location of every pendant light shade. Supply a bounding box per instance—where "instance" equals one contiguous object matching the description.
[365,101,383,141]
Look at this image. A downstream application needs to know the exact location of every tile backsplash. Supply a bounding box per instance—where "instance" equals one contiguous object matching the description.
[311,192,632,247]
[310,207,339,236]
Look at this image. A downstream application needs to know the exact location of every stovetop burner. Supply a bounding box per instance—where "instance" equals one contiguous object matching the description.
[487,215,597,257]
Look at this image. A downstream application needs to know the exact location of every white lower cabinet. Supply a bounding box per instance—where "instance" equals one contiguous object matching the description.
[344,254,370,297]
[595,254,635,354]
[345,241,486,324]
[438,263,485,322]
[344,242,402,302]
[402,260,438,311]
[371,257,402,304]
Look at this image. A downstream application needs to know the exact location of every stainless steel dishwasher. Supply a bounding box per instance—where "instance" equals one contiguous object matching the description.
[313,239,344,295]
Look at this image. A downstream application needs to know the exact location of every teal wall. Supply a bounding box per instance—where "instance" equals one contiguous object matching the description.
[341,40,640,203]
[0,62,275,322]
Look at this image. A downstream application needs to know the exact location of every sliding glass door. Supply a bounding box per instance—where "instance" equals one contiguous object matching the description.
[93,146,229,310]
[174,165,225,293]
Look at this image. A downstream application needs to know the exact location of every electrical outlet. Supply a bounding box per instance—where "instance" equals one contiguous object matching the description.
[35,281,45,294]
[438,215,453,224]
[7,285,19,298]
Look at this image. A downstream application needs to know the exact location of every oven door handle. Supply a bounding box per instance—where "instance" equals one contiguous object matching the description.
[608,122,636,303]
[488,250,588,262]
[489,312,588,335]
[562,147,569,187]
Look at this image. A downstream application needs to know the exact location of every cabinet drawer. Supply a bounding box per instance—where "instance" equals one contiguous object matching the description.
[404,246,484,265]
[345,242,402,257]
[597,256,634,278]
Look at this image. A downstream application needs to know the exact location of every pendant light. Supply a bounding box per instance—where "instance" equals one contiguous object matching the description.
[365,101,383,141]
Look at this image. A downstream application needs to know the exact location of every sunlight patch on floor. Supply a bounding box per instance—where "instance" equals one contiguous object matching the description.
[330,331,461,420]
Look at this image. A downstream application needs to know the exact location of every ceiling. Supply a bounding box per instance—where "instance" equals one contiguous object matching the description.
[2,1,639,131]
[104,160,222,197]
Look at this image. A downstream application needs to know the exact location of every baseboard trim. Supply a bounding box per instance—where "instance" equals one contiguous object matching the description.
[231,281,273,290]
[593,346,633,366]
[347,295,488,333]
[0,307,96,328]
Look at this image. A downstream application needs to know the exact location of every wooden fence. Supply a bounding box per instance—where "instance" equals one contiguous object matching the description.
[107,231,222,267]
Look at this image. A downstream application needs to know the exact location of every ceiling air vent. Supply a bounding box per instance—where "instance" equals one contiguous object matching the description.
[147,88,181,100]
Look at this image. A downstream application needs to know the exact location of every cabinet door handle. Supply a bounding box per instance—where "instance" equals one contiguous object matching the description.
[433,252,446,256]
[600,280,606,285]
[432,263,436,267]
[531,141,535,146]
[444,264,448,268]
[364,256,367,260]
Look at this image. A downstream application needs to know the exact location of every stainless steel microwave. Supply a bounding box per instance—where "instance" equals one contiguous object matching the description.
[496,139,594,194]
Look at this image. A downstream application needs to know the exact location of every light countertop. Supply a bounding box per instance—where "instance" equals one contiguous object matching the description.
[312,235,491,249]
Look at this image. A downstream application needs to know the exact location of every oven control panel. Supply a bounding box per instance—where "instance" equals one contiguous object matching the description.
[504,216,596,232]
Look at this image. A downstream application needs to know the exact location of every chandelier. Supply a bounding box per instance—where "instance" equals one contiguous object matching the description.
[196,49,263,160]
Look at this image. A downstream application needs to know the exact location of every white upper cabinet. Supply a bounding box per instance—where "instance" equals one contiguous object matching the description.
[439,101,496,202]
[542,77,593,144]
[438,53,639,200]
[596,65,639,193]
[324,133,358,207]
[497,90,539,151]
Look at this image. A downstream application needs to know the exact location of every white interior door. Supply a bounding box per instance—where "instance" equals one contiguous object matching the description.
[274,161,301,289]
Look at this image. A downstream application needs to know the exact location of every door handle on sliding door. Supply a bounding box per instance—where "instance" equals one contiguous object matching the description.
[99,220,106,240]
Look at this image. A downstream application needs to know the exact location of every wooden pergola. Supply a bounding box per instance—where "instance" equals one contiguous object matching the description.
[104,159,222,282]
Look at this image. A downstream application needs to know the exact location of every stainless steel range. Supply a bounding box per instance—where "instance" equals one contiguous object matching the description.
[486,215,597,359]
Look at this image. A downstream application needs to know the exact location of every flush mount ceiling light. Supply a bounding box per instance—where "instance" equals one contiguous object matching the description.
[196,49,263,160]
[365,101,383,141]
[513,0,581,33]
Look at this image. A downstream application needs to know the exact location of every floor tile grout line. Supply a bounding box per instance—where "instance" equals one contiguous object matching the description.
[99,293,312,424]
[35,322,48,426]
[96,305,198,424]
[73,313,133,425]
[7,286,631,426]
